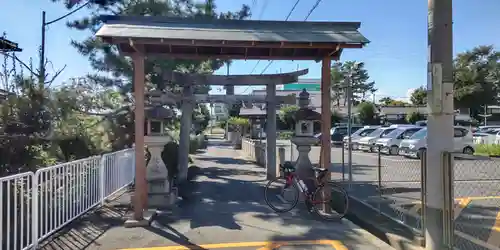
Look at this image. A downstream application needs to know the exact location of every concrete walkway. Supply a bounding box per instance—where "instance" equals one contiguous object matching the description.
[41,139,393,250]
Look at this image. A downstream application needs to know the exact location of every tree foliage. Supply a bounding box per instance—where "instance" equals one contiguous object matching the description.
[410,86,427,105]
[330,61,377,106]
[406,111,424,124]
[50,0,251,148]
[356,102,378,125]
[453,45,500,116]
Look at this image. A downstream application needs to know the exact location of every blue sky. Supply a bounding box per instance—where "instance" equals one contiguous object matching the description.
[2,0,500,101]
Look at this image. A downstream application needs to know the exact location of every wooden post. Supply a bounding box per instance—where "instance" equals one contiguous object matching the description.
[321,57,332,212]
[133,53,146,220]
[320,57,332,175]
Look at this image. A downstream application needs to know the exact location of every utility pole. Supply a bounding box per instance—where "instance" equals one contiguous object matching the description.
[425,0,454,249]
[346,75,353,187]
[39,2,90,84]
[39,11,47,84]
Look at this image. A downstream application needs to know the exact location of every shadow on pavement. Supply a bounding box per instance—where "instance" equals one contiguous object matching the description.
[39,194,131,250]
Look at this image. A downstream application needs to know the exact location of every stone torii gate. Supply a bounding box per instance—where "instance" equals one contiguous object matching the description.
[149,69,308,181]
[95,15,369,222]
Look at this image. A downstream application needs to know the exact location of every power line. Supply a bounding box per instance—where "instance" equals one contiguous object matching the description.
[259,0,324,75]
[243,0,302,94]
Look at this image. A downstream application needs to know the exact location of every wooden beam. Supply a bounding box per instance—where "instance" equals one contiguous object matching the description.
[109,37,365,49]
[161,69,309,86]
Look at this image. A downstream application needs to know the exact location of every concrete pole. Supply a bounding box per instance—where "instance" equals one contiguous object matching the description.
[178,84,194,182]
[132,54,146,220]
[266,83,277,180]
[425,0,454,249]
[346,76,353,185]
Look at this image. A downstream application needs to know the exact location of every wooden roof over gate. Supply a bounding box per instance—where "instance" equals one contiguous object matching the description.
[95,15,369,60]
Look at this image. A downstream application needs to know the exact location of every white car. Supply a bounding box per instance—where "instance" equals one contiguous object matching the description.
[398,126,475,159]
[473,130,500,145]
[358,125,414,153]
[375,126,423,155]
[343,126,380,150]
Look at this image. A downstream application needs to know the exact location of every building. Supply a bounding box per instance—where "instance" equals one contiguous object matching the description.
[0,37,22,52]
[210,103,228,121]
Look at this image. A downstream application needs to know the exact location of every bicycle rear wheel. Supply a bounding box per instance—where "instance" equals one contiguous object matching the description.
[311,182,349,220]
[264,178,300,213]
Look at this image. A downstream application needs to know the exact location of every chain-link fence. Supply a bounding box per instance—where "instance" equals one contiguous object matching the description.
[450,152,500,250]
[335,142,500,250]
[338,144,425,237]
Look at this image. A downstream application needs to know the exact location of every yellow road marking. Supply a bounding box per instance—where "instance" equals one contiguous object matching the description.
[488,212,500,247]
[121,240,347,250]
[454,198,471,219]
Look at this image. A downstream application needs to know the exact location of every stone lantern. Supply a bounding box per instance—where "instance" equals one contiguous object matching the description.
[145,106,176,209]
[291,89,321,187]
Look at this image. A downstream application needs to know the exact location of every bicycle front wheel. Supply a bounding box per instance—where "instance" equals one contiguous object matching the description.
[311,182,349,221]
[264,178,299,213]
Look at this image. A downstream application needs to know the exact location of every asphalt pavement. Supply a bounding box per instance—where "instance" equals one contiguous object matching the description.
[274,142,500,250]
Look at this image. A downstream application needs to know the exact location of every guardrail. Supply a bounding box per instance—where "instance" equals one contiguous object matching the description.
[0,148,135,250]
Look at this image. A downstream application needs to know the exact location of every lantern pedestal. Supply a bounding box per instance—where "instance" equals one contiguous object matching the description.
[291,136,319,201]
[145,136,177,209]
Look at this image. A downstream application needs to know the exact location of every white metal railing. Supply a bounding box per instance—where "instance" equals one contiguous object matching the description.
[0,148,135,250]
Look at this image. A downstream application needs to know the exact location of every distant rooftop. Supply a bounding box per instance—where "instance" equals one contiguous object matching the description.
[0,37,22,52]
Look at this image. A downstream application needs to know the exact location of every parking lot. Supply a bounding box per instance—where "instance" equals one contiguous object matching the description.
[277,142,500,249]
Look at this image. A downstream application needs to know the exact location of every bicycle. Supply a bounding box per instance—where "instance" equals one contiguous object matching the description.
[264,162,349,221]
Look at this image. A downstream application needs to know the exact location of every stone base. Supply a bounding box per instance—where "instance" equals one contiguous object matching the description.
[124,210,156,228]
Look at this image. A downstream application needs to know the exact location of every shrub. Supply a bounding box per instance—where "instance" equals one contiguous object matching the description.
[278,131,294,140]
[475,143,500,156]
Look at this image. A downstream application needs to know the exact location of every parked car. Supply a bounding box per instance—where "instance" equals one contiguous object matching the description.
[473,130,500,145]
[375,126,423,155]
[477,125,500,133]
[358,125,417,153]
[314,125,363,146]
[398,126,475,159]
[343,126,380,150]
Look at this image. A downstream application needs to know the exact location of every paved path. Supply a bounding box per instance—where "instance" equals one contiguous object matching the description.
[41,139,393,250]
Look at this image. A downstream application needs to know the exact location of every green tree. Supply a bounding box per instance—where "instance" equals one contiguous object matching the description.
[454,45,500,113]
[330,61,377,106]
[410,87,427,105]
[53,0,251,148]
[356,102,378,125]
[379,97,394,105]
[406,111,424,124]
[279,105,299,130]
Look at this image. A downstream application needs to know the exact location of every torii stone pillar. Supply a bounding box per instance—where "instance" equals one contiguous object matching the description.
[266,83,277,180]
[178,85,194,182]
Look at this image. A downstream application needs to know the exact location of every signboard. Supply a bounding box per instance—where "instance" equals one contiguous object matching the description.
[283,83,321,91]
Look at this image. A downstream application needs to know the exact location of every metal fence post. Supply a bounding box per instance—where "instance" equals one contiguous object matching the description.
[341,145,345,182]
[32,172,39,249]
[420,150,427,239]
[442,151,454,249]
[377,145,382,190]
[99,154,107,205]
